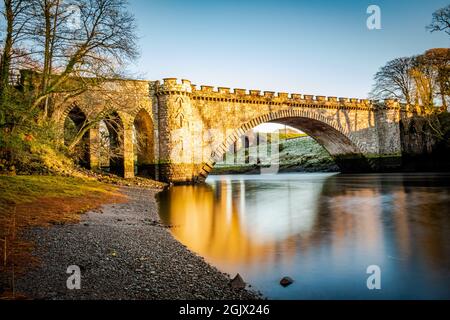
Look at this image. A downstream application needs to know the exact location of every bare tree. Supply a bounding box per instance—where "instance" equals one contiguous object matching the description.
[23,0,69,118]
[370,49,450,113]
[369,57,416,105]
[23,0,138,115]
[427,5,450,36]
[0,0,28,104]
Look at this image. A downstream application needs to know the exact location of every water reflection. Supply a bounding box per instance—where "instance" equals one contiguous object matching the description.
[158,173,450,299]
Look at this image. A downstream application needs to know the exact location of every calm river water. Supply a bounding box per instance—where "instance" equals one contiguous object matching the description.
[158,173,450,299]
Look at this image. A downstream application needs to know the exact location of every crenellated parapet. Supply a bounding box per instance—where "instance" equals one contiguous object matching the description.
[155,78,192,96]
[154,78,402,110]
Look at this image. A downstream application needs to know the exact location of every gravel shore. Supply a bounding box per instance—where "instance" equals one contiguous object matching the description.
[15,187,260,300]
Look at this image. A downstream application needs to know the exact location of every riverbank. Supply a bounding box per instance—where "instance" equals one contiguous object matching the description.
[0,175,129,298]
[0,176,259,299]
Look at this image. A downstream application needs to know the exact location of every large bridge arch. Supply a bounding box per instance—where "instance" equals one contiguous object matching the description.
[58,103,93,137]
[199,109,372,181]
[132,107,156,177]
[62,105,90,167]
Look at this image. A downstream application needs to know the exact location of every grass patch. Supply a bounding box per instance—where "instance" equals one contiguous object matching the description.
[278,132,308,140]
[0,175,127,299]
[0,175,121,209]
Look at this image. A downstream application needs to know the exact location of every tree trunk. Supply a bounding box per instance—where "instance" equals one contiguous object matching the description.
[40,0,52,120]
[0,0,14,105]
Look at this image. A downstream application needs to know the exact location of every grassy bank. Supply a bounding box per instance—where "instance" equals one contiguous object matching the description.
[212,136,339,175]
[0,175,127,299]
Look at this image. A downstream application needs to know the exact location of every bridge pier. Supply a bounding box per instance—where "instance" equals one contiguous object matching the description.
[154,78,199,183]
[123,127,135,179]
[88,126,100,171]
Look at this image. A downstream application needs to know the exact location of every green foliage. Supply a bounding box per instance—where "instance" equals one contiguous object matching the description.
[0,88,76,175]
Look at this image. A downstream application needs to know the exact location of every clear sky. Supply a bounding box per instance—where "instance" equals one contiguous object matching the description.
[128,0,449,99]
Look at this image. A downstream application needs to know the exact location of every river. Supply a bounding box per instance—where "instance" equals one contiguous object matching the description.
[158,173,450,299]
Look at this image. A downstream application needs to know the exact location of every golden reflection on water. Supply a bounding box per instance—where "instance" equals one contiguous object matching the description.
[160,177,293,268]
[158,173,450,298]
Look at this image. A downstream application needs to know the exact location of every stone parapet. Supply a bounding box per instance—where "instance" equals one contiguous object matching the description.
[154,78,399,110]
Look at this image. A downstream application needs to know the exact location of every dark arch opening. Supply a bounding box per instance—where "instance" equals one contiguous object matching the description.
[271,117,359,153]
[99,112,124,176]
[133,109,155,177]
[64,106,89,168]
[209,116,371,178]
[268,117,371,172]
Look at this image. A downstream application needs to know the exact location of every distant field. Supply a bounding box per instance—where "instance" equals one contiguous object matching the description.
[278,132,308,140]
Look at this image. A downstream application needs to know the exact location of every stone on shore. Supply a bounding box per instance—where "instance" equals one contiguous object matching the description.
[230,273,246,290]
[280,276,294,287]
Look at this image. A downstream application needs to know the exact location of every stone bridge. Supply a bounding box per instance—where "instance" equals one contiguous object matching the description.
[52,77,405,183]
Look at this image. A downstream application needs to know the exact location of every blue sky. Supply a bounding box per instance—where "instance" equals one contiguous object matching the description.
[128,0,449,99]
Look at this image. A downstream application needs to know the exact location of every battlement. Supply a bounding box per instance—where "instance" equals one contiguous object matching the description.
[155,78,400,109]
[156,78,192,93]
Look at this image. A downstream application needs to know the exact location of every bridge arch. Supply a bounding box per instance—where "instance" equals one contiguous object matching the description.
[200,109,372,180]
[60,102,91,123]
[98,111,126,175]
[59,103,89,138]
[132,108,155,177]
[62,105,90,167]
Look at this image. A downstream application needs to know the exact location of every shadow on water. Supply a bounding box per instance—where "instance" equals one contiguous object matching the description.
[157,173,450,299]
